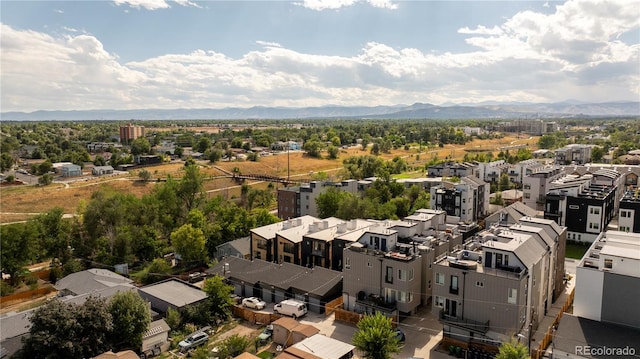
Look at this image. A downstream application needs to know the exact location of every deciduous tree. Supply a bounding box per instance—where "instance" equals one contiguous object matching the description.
[108,291,151,350]
[170,224,208,266]
[352,312,401,359]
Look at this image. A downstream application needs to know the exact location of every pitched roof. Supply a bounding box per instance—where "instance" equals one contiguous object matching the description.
[280,348,322,359]
[208,257,342,297]
[272,317,300,330]
[234,353,262,359]
[143,319,171,339]
[54,268,133,296]
[292,323,320,337]
[217,237,251,255]
[93,350,140,359]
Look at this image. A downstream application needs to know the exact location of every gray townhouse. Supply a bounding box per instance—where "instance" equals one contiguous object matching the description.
[432,217,567,349]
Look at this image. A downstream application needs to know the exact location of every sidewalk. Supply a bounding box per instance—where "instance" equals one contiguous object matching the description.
[529,271,576,355]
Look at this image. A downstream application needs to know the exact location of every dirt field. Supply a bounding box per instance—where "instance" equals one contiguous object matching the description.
[0,135,538,223]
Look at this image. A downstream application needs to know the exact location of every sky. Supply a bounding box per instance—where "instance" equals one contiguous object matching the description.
[1,0,639,112]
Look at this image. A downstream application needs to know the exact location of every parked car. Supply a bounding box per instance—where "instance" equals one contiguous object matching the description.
[242,297,266,310]
[230,294,242,304]
[258,324,273,343]
[273,299,307,319]
[179,331,209,352]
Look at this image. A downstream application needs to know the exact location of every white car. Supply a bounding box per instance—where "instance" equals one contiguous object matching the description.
[242,296,266,310]
[179,331,209,351]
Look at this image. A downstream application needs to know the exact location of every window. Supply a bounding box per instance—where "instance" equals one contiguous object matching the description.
[397,291,413,303]
[524,184,531,190]
[398,269,406,281]
[384,288,396,303]
[283,243,294,254]
[367,261,372,268]
[345,257,351,269]
[450,275,459,295]
[386,266,393,283]
[434,296,444,308]
[508,288,517,304]
[524,193,531,199]
[604,258,613,269]
[476,281,484,287]
[436,273,445,285]
[462,209,466,215]
[621,210,629,218]
[462,198,466,203]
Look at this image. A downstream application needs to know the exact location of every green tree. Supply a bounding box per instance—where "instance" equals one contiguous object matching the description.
[196,137,212,153]
[352,312,401,359]
[165,307,182,330]
[495,340,530,359]
[22,297,113,359]
[537,135,557,149]
[94,155,107,166]
[38,173,53,186]
[303,140,323,158]
[202,275,235,319]
[316,187,349,218]
[591,146,605,162]
[130,137,151,156]
[178,164,205,212]
[0,222,40,285]
[171,224,208,266]
[498,173,512,192]
[0,152,14,172]
[38,160,53,175]
[108,291,151,350]
[217,334,251,359]
[138,169,152,182]
[142,258,172,284]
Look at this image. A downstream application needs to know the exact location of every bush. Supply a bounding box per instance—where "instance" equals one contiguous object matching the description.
[0,280,15,296]
[25,273,39,286]
[49,266,63,284]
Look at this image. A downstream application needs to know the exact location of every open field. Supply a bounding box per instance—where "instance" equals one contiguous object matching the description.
[0,135,538,223]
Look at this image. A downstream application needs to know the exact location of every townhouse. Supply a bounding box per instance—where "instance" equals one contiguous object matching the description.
[432,217,566,348]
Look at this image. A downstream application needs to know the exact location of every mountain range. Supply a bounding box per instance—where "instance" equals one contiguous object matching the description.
[2,101,638,121]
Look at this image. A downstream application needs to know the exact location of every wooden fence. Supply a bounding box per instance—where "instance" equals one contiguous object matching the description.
[531,287,575,359]
[230,305,281,325]
[334,307,363,326]
[324,296,343,316]
[0,286,56,307]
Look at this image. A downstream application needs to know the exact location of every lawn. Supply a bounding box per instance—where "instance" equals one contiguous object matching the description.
[565,242,589,260]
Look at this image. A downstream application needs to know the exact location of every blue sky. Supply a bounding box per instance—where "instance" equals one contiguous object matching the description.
[1,0,639,112]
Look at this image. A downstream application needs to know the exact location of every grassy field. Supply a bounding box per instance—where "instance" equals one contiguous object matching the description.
[0,135,538,223]
[565,242,589,260]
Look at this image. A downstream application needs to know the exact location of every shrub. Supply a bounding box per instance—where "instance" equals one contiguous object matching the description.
[0,280,15,296]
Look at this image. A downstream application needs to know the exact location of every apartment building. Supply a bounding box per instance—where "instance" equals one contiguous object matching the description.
[342,221,463,319]
[544,171,618,243]
[250,216,321,262]
[432,218,566,347]
[509,159,545,184]
[427,161,478,178]
[430,176,489,222]
[554,144,592,165]
[618,189,640,233]
[119,123,145,145]
[476,160,510,184]
[522,167,564,211]
[277,180,358,219]
[553,231,640,358]
[573,230,640,327]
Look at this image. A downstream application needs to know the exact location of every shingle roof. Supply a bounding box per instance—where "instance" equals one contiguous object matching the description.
[54,269,133,296]
[207,257,342,297]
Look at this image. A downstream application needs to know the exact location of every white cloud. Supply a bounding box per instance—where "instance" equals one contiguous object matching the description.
[112,0,202,10]
[256,41,282,48]
[458,25,503,36]
[297,0,397,11]
[1,0,638,112]
[112,0,171,10]
[54,9,64,14]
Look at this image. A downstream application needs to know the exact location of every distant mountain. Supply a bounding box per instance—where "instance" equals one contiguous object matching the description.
[2,101,638,121]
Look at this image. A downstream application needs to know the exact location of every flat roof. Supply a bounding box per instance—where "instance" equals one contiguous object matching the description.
[554,314,640,358]
[139,279,207,308]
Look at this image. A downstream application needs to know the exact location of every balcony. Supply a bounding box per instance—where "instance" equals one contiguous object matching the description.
[439,310,490,333]
[311,249,325,257]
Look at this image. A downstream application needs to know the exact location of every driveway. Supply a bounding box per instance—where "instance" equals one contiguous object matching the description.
[298,304,444,359]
